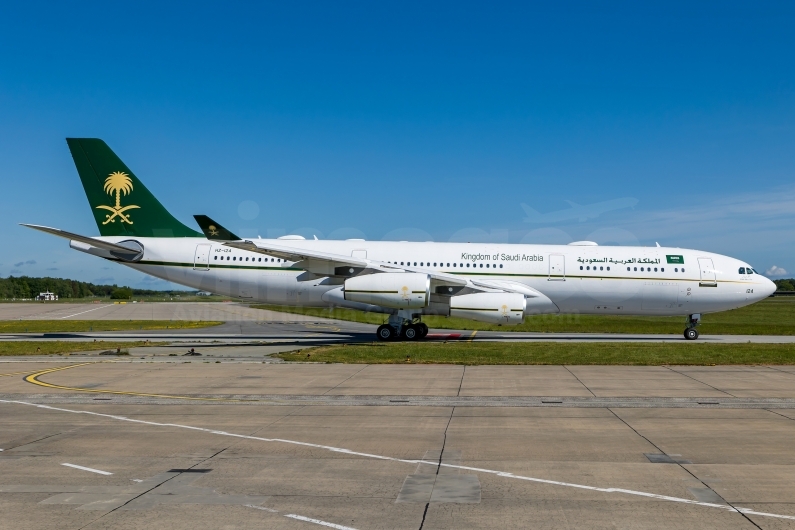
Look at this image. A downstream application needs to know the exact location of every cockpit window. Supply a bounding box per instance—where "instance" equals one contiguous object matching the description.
[739,267,746,274]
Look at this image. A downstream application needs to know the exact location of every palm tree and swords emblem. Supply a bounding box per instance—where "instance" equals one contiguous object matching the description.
[96,171,140,225]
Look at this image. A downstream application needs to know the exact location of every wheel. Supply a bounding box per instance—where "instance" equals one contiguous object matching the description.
[377,324,395,341]
[402,324,419,341]
[684,328,699,340]
[418,323,429,338]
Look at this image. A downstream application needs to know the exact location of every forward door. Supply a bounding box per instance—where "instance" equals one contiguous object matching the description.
[698,258,717,287]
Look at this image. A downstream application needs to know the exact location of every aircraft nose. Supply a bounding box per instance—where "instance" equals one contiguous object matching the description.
[762,276,777,298]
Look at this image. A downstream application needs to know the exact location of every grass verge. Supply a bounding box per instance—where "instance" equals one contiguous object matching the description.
[254,297,795,335]
[0,341,167,356]
[274,341,795,366]
[0,320,223,333]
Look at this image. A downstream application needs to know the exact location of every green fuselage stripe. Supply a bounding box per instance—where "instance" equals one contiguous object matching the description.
[127,260,751,285]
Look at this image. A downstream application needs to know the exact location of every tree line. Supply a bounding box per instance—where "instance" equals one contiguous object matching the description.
[0,276,191,299]
[775,279,795,291]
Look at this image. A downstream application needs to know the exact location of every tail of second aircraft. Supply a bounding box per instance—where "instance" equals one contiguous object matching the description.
[66,138,201,238]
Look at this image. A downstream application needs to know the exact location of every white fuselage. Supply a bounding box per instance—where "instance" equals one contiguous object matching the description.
[75,237,776,318]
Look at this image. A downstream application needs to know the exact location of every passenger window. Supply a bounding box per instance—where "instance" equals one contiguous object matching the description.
[675,268,678,272]
[466,263,470,268]
[660,267,664,272]
[486,264,489,268]
[233,256,236,261]
[633,267,637,271]
[682,268,685,272]
[580,266,583,270]
[654,267,657,272]
[600,266,603,271]
[453,263,456,267]
[500,264,503,268]
[626,267,630,271]
[214,256,217,260]
[479,264,483,268]
[607,266,610,271]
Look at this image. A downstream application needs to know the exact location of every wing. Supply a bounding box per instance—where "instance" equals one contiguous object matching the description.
[224,240,546,297]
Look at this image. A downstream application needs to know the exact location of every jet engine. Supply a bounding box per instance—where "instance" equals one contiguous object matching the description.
[450,293,526,325]
[344,273,430,309]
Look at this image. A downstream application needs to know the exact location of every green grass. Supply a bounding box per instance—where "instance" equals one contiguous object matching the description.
[0,320,223,333]
[275,341,795,366]
[0,341,166,356]
[253,297,795,335]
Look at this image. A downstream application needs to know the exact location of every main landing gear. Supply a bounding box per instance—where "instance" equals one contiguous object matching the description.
[376,311,429,341]
[684,313,701,340]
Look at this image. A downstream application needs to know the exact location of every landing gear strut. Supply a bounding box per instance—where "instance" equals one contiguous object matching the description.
[376,311,429,341]
[684,314,701,340]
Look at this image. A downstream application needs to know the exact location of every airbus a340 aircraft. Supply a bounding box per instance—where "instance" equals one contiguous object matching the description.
[25,139,776,341]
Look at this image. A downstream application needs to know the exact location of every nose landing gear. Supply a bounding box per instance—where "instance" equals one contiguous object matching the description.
[684,314,701,340]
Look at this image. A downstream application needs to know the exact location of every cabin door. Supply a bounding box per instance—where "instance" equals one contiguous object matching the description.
[698,258,717,286]
[548,254,565,280]
[193,244,211,271]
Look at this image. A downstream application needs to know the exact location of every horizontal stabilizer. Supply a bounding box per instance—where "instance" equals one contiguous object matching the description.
[20,224,143,258]
[193,215,241,241]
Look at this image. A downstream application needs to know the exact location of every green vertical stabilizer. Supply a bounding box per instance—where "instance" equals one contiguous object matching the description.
[66,138,202,238]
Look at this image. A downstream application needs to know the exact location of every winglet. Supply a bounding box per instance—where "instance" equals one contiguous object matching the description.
[193,215,241,241]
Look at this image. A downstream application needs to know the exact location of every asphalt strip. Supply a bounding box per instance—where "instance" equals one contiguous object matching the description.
[2,398,792,523]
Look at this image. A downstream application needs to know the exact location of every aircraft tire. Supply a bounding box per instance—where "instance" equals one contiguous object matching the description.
[684,328,699,341]
[402,325,420,341]
[377,324,396,341]
[418,323,429,338]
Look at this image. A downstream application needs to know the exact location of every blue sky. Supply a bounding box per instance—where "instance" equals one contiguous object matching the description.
[1,1,794,288]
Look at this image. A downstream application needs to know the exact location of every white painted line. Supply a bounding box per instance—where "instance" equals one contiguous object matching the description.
[245,504,279,513]
[61,463,113,475]
[58,305,111,319]
[285,514,359,530]
[4,400,793,523]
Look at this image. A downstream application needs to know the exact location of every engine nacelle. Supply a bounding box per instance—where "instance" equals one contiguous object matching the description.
[344,273,430,309]
[450,293,526,325]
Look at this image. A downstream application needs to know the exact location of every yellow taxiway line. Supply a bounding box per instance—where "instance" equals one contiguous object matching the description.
[23,362,254,402]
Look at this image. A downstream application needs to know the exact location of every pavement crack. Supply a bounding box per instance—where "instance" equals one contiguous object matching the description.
[608,408,762,530]
[2,432,63,452]
[419,406,456,530]
[663,366,737,397]
[77,447,231,529]
[322,364,370,395]
[457,366,466,397]
[563,366,595,397]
